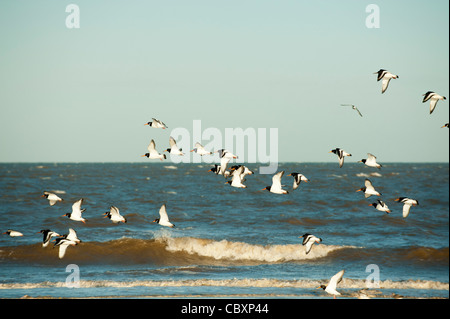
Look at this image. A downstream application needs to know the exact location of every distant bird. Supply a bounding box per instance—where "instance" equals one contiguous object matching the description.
[299,233,322,255]
[329,148,352,168]
[288,173,309,190]
[39,229,61,247]
[341,104,363,117]
[422,91,447,114]
[356,179,381,198]
[191,142,212,156]
[374,69,399,94]
[3,230,23,237]
[395,197,419,218]
[142,139,166,161]
[369,199,391,214]
[230,165,254,181]
[442,123,449,128]
[144,118,168,129]
[209,155,232,177]
[217,149,238,159]
[62,198,87,223]
[104,206,127,223]
[318,270,345,299]
[359,153,382,169]
[153,204,175,228]
[262,171,289,194]
[41,191,63,206]
[61,228,81,244]
[165,136,185,156]
[53,238,77,259]
[208,164,222,175]
[226,166,247,188]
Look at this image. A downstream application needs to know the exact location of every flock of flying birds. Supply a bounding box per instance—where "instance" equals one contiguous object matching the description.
[2,68,448,299]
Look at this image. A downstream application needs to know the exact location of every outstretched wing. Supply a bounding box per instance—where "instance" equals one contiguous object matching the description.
[272,171,284,190]
[381,77,391,93]
[159,204,170,224]
[328,269,345,291]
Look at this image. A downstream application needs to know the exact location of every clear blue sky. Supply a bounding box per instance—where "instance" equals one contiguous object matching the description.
[0,0,448,163]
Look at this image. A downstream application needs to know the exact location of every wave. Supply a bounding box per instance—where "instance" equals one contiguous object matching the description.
[0,236,353,265]
[0,237,447,266]
[0,278,447,291]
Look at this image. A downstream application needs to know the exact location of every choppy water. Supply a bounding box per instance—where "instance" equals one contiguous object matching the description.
[0,162,448,299]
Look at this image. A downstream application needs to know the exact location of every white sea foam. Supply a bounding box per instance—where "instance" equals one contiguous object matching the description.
[0,278,447,291]
[159,237,352,263]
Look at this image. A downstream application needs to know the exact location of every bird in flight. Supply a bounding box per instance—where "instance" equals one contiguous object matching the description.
[340,104,363,117]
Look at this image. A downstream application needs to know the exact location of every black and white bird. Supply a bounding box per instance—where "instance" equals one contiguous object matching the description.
[62,198,87,223]
[165,136,185,156]
[53,238,77,259]
[422,91,447,114]
[153,204,175,228]
[374,69,399,93]
[191,142,213,156]
[3,230,23,237]
[230,165,254,181]
[369,199,391,214]
[262,171,289,194]
[395,197,419,218]
[340,104,363,117]
[216,149,238,159]
[442,123,449,128]
[142,139,166,161]
[356,179,381,198]
[41,191,63,206]
[104,206,127,223]
[39,229,61,247]
[299,233,322,255]
[61,228,81,244]
[144,118,168,129]
[317,270,345,299]
[288,173,309,190]
[329,148,352,168]
[209,155,232,177]
[359,153,382,169]
[226,166,247,188]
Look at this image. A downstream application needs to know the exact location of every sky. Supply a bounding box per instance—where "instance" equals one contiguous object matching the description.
[0,0,448,164]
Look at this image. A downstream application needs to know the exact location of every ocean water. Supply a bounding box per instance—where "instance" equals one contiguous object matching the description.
[0,162,448,299]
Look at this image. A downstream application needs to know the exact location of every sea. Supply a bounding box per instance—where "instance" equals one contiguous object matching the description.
[0,162,448,300]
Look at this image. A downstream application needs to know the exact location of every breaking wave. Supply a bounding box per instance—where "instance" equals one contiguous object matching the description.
[0,236,447,266]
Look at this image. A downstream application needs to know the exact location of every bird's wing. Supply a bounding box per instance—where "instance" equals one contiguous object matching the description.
[220,156,231,174]
[169,136,178,149]
[272,171,284,189]
[338,156,345,168]
[328,270,345,291]
[429,98,438,114]
[159,204,170,223]
[66,228,79,242]
[355,107,363,117]
[364,179,374,189]
[402,204,412,218]
[110,206,120,217]
[381,77,391,93]
[148,139,159,156]
[49,200,57,206]
[153,118,167,128]
[195,142,204,150]
[376,70,387,81]
[366,153,377,163]
[71,199,83,217]
[422,92,434,103]
[58,241,75,259]
[148,139,156,151]
[305,241,314,254]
